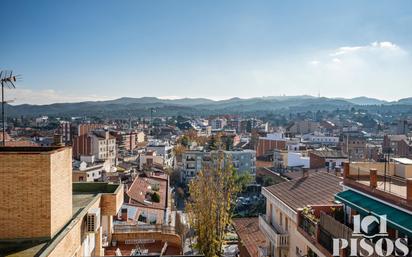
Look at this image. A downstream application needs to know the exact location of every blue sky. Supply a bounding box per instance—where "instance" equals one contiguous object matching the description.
[2,0,412,104]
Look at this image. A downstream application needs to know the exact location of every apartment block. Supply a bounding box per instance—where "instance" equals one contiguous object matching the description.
[72,123,103,159]
[256,133,287,158]
[0,147,123,257]
[289,161,412,257]
[90,129,117,165]
[182,149,256,181]
[260,172,342,257]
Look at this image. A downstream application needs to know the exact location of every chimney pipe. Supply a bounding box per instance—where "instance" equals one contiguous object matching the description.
[370,168,378,189]
[302,168,309,178]
[343,162,350,178]
[407,179,412,202]
[53,134,63,146]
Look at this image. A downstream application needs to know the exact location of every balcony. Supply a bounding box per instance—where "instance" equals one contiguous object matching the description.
[258,215,289,248]
[258,246,270,257]
[112,224,182,247]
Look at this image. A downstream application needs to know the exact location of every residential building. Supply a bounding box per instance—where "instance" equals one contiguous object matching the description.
[107,171,184,255]
[146,140,174,167]
[139,150,167,170]
[260,172,342,257]
[57,120,72,145]
[72,156,111,182]
[125,172,170,224]
[383,134,412,158]
[292,161,412,257]
[182,149,256,180]
[72,123,103,159]
[341,134,367,161]
[0,146,123,257]
[273,150,310,170]
[210,117,227,130]
[89,129,117,165]
[309,147,348,170]
[301,133,339,146]
[35,116,49,127]
[256,133,287,158]
[113,130,145,152]
[286,120,319,136]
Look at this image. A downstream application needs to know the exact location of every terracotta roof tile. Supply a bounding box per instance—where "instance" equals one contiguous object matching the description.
[232,218,267,257]
[264,172,342,211]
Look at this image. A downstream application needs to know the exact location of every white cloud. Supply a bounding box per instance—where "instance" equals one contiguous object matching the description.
[330,41,404,57]
[309,60,320,65]
[6,88,113,105]
[244,41,411,100]
[332,58,341,63]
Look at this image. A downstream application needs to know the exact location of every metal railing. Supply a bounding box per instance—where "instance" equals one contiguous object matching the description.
[113,224,176,234]
[347,165,407,198]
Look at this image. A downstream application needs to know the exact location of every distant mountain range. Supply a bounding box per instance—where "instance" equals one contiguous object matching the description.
[5,96,412,118]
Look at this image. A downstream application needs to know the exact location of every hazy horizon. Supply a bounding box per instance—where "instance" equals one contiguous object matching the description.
[3,0,412,104]
[6,94,411,106]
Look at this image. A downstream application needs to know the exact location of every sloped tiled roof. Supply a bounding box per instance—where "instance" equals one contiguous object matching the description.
[264,172,342,211]
[311,147,347,158]
[232,218,267,257]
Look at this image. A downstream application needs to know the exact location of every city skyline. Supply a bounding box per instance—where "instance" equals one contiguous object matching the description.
[2,0,412,104]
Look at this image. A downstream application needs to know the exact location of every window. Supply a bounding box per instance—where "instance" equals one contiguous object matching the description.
[285,217,288,231]
[279,212,283,226]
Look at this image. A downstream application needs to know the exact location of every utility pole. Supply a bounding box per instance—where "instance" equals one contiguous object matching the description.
[0,70,18,146]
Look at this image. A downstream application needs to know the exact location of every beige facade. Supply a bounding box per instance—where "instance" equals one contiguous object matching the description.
[259,172,342,257]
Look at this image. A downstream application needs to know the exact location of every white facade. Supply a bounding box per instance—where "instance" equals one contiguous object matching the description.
[210,118,227,130]
[90,130,117,165]
[182,149,256,180]
[146,141,174,167]
[139,151,166,170]
[287,152,310,168]
[302,133,339,145]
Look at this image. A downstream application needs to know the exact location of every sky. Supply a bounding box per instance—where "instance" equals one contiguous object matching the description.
[2,0,412,104]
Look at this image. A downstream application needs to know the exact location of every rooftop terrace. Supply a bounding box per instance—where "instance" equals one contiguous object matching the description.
[1,182,122,256]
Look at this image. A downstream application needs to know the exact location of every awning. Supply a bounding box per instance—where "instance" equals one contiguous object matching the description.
[335,190,412,237]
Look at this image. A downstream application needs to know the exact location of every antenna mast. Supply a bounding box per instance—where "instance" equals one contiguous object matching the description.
[0,70,19,146]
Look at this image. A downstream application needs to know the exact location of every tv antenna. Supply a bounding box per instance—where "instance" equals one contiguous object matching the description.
[0,70,20,146]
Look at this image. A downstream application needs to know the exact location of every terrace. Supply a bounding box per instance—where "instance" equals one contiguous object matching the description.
[343,162,412,210]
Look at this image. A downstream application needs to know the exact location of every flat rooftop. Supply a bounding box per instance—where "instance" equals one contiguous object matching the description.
[1,182,120,256]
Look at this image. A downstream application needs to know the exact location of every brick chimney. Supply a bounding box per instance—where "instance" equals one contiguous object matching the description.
[343,162,350,178]
[370,168,377,189]
[302,168,309,178]
[53,134,63,146]
[407,179,412,202]
[121,208,128,221]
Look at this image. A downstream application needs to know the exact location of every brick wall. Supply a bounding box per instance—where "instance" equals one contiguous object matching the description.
[50,148,73,237]
[256,139,286,157]
[0,147,72,239]
[309,153,325,169]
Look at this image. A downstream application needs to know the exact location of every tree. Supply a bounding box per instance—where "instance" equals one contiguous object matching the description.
[151,192,160,203]
[186,151,239,257]
[234,172,252,192]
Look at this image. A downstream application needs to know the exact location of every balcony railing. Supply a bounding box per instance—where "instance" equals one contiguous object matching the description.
[113,224,176,234]
[258,215,289,248]
[258,246,270,257]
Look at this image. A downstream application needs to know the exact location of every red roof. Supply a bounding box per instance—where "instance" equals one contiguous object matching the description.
[232,218,267,257]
